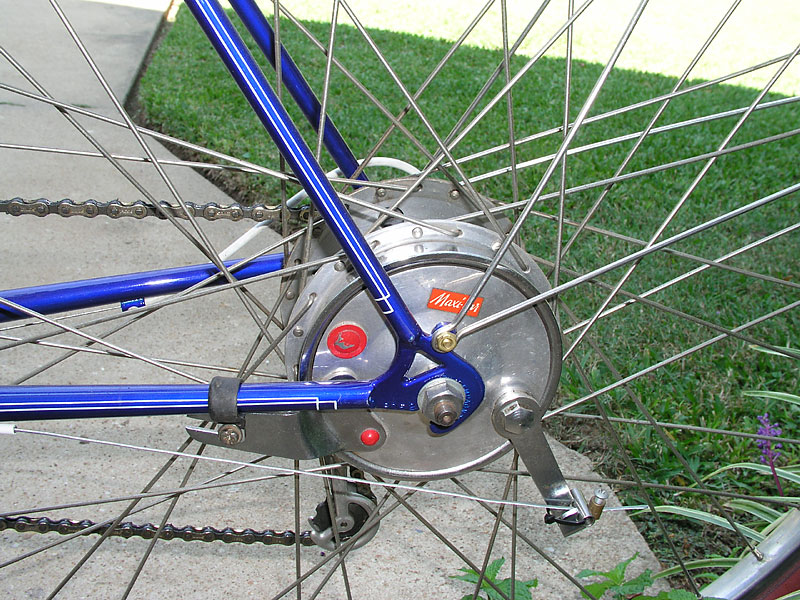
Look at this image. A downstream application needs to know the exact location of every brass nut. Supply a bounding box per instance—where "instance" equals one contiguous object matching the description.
[432,330,457,353]
[588,488,609,520]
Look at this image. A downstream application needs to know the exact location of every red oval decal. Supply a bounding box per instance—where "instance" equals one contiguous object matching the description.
[427,288,484,317]
[327,324,368,359]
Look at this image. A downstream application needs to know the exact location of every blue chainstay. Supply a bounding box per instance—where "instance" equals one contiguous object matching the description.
[0,0,484,432]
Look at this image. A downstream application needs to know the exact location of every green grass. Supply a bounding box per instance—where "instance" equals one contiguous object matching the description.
[137,3,800,567]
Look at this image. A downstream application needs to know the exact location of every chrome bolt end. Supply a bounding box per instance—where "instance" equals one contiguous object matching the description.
[218,424,244,446]
[490,389,539,437]
[432,400,459,426]
[418,378,465,427]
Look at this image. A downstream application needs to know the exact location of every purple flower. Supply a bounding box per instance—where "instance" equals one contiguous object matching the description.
[756,413,782,464]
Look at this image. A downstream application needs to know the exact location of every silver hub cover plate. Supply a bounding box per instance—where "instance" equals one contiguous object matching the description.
[284,220,561,480]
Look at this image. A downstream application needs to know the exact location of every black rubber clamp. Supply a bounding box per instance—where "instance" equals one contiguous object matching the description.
[208,376,242,424]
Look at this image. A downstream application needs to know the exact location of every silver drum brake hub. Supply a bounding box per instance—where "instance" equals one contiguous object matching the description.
[283,181,562,481]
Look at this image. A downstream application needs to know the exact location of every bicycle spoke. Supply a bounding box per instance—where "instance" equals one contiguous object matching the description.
[460,181,800,339]
[560,413,800,451]
[470,462,516,600]
[527,250,800,361]
[277,4,460,183]
[551,0,575,294]
[549,299,800,419]
[121,445,207,599]
[378,481,516,600]
[451,0,650,331]
[0,297,207,383]
[363,0,593,239]
[449,476,597,598]
[2,2,799,596]
[0,80,290,182]
[557,0,742,262]
[346,0,498,186]
[479,468,800,507]
[562,42,800,361]
[563,345,701,594]
[450,52,796,168]
[564,300,763,570]
[338,1,523,260]
[270,486,408,600]
[49,0,290,350]
[293,459,302,600]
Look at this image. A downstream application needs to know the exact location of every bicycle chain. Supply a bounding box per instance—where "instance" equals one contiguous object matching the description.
[0,197,284,223]
[0,196,314,546]
[0,515,314,547]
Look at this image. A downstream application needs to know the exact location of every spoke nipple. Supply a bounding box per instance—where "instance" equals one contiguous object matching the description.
[218,424,244,446]
[449,188,460,199]
[375,187,387,198]
[432,328,458,353]
[588,488,609,521]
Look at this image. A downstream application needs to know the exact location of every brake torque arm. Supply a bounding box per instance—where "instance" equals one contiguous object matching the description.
[491,388,592,537]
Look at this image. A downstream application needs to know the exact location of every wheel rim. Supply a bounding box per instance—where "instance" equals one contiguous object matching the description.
[1,1,799,598]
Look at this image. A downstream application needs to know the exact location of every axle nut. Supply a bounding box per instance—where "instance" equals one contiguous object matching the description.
[418,378,465,427]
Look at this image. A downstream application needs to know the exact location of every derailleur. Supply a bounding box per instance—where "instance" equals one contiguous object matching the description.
[308,467,379,551]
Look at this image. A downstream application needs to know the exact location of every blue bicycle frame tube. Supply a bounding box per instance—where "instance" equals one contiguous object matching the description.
[183,0,420,345]
[0,254,284,323]
[0,0,487,431]
[0,341,484,430]
[0,380,373,421]
[230,0,366,182]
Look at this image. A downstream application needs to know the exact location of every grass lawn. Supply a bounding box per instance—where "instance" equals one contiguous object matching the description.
[137,0,800,569]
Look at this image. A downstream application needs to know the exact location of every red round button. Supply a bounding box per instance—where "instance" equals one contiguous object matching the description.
[360,429,381,446]
[327,323,368,359]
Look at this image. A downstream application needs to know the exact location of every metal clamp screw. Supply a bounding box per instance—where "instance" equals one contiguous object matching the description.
[218,424,244,446]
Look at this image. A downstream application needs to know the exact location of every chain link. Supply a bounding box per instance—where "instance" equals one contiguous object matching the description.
[1,197,284,223]
[0,515,314,546]
[0,196,314,546]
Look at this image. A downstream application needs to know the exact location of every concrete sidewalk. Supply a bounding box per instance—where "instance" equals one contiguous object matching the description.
[0,2,661,598]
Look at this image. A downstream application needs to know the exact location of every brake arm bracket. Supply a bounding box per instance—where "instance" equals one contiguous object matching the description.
[491,388,592,537]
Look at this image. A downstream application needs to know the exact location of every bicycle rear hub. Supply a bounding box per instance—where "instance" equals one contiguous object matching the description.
[280,178,563,480]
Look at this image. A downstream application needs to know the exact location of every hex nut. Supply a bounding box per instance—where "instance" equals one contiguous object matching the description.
[432,329,458,353]
[418,378,465,426]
